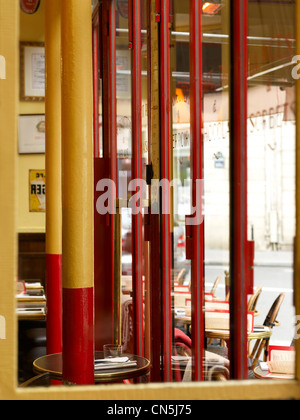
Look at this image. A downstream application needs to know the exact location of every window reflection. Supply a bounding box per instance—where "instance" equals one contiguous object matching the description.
[17,0,298,387]
[247,0,296,380]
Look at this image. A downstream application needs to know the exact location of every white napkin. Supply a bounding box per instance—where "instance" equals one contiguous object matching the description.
[94,357,137,371]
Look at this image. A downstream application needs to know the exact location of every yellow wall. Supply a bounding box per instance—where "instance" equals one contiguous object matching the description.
[18,0,45,233]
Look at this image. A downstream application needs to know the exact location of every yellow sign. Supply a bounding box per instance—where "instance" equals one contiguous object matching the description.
[29,170,45,212]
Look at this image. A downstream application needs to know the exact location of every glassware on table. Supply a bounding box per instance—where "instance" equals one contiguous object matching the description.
[103,344,123,359]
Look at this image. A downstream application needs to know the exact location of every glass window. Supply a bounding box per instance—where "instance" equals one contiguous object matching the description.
[247,0,296,380]
[17,0,298,390]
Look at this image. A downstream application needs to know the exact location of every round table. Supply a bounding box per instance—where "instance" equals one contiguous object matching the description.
[253,366,294,380]
[205,326,272,342]
[205,326,273,370]
[33,352,151,383]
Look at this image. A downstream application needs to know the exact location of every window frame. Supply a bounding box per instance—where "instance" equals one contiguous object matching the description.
[1,0,299,400]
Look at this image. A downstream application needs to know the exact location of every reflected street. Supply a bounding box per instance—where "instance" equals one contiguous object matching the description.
[205,250,295,347]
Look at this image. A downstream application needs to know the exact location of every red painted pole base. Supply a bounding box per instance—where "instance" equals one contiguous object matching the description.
[46,254,63,355]
[63,287,94,385]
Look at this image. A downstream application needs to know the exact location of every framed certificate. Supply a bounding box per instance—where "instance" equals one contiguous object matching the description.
[20,42,45,101]
[19,114,45,154]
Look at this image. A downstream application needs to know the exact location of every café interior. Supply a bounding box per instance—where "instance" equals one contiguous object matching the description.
[1,0,300,401]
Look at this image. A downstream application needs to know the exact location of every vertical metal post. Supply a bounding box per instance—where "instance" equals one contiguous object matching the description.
[189,0,205,382]
[93,12,100,159]
[108,0,118,194]
[45,0,63,356]
[147,0,162,382]
[94,0,119,351]
[107,0,120,346]
[61,0,94,385]
[160,0,172,382]
[130,0,145,357]
[229,0,249,380]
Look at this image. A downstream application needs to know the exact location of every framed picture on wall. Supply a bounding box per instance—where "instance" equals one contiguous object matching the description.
[18,114,45,154]
[20,42,45,101]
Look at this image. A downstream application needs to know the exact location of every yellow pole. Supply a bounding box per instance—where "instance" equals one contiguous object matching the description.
[45,0,62,356]
[295,0,300,382]
[0,0,18,393]
[61,0,94,385]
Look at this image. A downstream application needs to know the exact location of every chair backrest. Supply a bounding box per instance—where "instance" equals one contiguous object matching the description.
[211,276,221,297]
[263,293,285,328]
[21,373,51,387]
[248,286,262,312]
[172,268,185,282]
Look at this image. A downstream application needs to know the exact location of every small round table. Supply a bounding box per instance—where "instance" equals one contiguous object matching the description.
[205,326,273,370]
[253,366,294,380]
[205,327,272,342]
[33,352,151,383]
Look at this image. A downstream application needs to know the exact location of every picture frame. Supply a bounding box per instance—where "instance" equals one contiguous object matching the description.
[20,42,45,101]
[18,114,45,154]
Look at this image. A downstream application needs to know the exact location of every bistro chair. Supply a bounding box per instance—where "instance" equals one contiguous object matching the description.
[224,286,262,311]
[174,328,230,382]
[206,275,221,346]
[210,276,221,299]
[121,297,134,354]
[247,286,263,356]
[172,268,186,286]
[20,372,51,387]
[248,286,262,317]
[249,292,285,369]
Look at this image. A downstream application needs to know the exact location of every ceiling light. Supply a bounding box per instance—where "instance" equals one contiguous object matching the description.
[202,2,223,15]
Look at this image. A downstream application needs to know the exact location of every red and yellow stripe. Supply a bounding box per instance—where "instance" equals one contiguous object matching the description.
[61,0,94,385]
[45,0,62,356]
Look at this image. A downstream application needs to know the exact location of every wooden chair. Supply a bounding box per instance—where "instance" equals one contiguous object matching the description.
[172,268,186,286]
[206,276,222,346]
[176,268,186,285]
[250,293,285,369]
[206,365,230,382]
[121,298,134,354]
[210,276,221,299]
[247,286,262,356]
[248,286,262,316]
[225,286,262,312]
[20,373,51,387]
[175,328,230,382]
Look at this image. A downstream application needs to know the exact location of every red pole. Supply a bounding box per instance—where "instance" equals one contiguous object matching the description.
[94,0,118,350]
[108,0,119,345]
[189,0,205,382]
[109,0,118,193]
[160,0,172,382]
[147,0,162,382]
[229,0,249,380]
[45,256,62,355]
[130,0,145,357]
